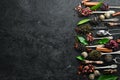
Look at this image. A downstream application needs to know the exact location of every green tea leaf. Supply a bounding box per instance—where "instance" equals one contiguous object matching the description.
[76,56,85,61]
[77,19,90,25]
[77,36,88,45]
[98,75,118,80]
[97,38,109,44]
[90,2,103,10]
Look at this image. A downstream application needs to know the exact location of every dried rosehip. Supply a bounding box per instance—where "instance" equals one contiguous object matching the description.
[75,4,92,16]
[78,64,94,74]
[105,40,119,51]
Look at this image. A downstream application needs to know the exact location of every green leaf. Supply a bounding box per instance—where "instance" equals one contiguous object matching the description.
[76,56,85,61]
[90,2,103,10]
[98,75,118,80]
[97,38,109,44]
[77,36,88,45]
[77,19,90,25]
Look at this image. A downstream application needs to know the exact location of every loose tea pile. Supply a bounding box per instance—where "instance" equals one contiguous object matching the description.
[74,0,120,80]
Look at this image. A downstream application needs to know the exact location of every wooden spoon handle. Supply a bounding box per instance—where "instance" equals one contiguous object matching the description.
[107,22,120,26]
[96,47,112,53]
[82,0,90,3]
[84,60,103,64]
[112,12,120,16]
[82,0,90,1]
[82,0,90,2]
[94,61,104,64]
[83,2,99,6]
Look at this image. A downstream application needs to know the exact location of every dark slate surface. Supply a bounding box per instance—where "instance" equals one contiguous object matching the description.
[0,0,120,80]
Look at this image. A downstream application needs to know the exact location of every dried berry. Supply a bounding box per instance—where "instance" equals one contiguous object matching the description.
[75,4,92,16]
[94,70,100,76]
[78,64,94,74]
[105,40,119,51]
[81,52,88,58]
[89,74,95,80]
[104,13,111,18]
[99,15,105,20]
[100,3,109,11]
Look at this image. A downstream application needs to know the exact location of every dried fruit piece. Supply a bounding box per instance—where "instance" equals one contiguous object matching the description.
[81,52,88,58]
[78,64,95,74]
[105,40,119,51]
[89,74,95,80]
[94,70,100,76]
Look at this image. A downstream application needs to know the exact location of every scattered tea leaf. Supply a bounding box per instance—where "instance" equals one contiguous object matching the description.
[77,19,91,25]
[77,36,88,45]
[98,75,118,80]
[76,56,85,61]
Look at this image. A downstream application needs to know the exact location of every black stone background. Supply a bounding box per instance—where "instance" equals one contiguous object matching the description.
[0,0,120,80]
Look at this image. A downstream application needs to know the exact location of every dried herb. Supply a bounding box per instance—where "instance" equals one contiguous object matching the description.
[74,42,87,52]
[75,24,92,34]
[103,69,117,74]
[89,50,101,60]
[104,54,113,62]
